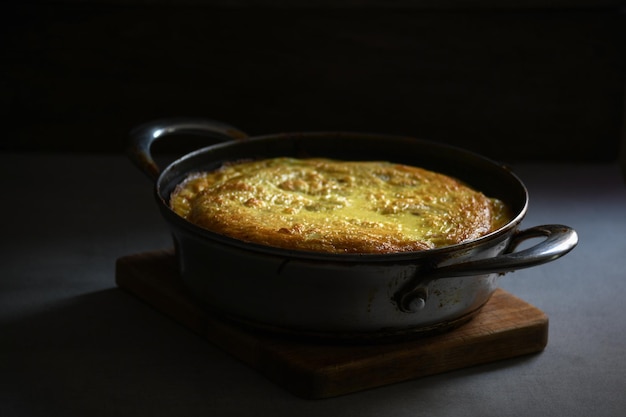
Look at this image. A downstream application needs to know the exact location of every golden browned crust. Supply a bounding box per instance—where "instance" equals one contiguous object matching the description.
[169,158,510,254]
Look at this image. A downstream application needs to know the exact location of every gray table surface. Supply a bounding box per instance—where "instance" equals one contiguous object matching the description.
[1,152,625,417]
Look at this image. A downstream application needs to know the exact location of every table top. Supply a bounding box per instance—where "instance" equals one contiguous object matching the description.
[1,152,625,417]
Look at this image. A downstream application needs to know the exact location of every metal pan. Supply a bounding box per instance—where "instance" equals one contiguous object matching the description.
[128,118,578,341]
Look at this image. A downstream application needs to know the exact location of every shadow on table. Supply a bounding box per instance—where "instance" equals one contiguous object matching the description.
[1,288,542,416]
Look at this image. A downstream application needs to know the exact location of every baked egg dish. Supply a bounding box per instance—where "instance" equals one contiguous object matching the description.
[169,157,510,254]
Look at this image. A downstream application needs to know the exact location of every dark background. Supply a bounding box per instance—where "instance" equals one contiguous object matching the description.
[3,0,625,167]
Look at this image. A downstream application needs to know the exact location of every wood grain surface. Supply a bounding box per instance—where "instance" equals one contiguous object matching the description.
[116,250,549,399]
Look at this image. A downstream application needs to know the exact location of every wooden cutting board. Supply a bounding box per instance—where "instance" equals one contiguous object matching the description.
[115,249,549,399]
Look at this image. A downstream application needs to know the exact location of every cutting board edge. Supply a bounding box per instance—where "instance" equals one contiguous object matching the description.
[115,250,550,400]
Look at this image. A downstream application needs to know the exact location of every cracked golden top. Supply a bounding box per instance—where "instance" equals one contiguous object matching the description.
[169,157,510,254]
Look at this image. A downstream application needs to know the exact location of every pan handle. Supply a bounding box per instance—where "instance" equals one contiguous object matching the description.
[127,118,249,182]
[396,224,578,312]
[431,224,578,278]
